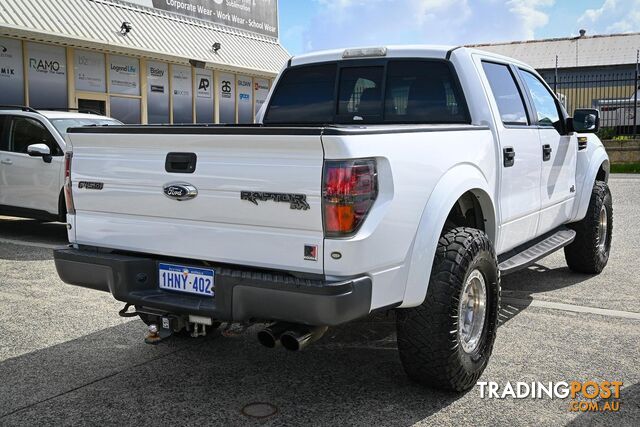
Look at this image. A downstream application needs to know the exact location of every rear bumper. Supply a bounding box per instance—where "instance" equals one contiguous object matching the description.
[53,248,372,326]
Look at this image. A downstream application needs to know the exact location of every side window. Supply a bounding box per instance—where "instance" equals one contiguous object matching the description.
[0,116,8,152]
[519,70,561,127]
[8,117,57,154]
[337,67,384,121]
[482,62,528,126]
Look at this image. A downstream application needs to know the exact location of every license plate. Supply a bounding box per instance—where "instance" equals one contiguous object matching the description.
[158,263,215,297]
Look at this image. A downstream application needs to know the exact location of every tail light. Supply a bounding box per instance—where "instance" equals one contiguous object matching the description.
[64,152,75,215]
[323,159,377,237]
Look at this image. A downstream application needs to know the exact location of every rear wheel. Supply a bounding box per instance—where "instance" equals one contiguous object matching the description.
[396,227,500,392]
[564,181,612,274]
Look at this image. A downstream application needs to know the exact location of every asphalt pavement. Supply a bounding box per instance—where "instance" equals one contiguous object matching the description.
[0,175,638,426]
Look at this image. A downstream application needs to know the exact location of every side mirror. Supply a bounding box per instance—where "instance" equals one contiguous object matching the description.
[27,143,52,163]
[572,108,599,133]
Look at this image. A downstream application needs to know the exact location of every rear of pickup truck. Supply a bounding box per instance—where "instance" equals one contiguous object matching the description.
[54,126,375,326]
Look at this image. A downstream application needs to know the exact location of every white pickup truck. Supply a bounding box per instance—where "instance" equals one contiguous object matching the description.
[54,46,612,392]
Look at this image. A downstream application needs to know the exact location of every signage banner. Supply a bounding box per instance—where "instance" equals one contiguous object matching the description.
[218,72,235,123]
[196,69,214,123]
[147,61,169,123]
[75,50,106,92]
[237,75,253,124]
[254,78,269,118]
[27,42,67,108]
[124,0,278,38]
[0,37,24,104]
[109,55,140,95]
[172,64,193,123]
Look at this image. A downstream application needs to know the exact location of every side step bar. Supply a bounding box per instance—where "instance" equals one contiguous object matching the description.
[498,227,576,275]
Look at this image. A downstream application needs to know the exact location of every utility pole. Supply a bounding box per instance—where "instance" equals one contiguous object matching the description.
[634,49,639,138]
[554,55,558,93]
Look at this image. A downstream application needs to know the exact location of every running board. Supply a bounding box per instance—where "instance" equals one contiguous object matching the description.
[498,228,576,275]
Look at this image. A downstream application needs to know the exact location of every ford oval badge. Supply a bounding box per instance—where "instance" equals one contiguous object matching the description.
[163,183,198,201]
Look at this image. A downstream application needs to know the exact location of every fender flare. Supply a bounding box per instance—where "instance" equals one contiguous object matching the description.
[400,164,496,308]
[573,146,609,222]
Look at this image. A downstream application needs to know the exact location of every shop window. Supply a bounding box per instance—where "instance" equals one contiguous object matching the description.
[218,73,236,124]
[27,42,67,109]
[75,50,106,93]
[0,37,24,105]
[109,55,140,96]
[147,61,170,124]
[237,75,253,124]
[195,69,214,123]
[172,65,193,124]
[110,96,141,124]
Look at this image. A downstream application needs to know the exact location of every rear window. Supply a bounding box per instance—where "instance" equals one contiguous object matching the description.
[264,60,469,125]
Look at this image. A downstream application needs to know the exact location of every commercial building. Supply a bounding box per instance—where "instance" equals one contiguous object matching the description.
[0,0,289,124]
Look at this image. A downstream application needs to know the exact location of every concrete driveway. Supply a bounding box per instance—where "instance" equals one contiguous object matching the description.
[0,175,638,426]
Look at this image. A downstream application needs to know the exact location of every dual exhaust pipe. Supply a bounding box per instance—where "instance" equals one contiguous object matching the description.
[257,322,328,352]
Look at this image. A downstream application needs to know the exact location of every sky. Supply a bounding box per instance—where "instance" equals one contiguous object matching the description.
[279,0,640,55]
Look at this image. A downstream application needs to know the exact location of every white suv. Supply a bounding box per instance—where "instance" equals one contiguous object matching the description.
[0,106,121,221]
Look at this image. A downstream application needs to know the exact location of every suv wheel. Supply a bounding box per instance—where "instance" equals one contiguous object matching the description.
[564,181,613,274]
[396,227,500,391]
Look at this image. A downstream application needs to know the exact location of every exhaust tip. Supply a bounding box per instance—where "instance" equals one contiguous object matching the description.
[280,332,300,352]
[257,329,278,348]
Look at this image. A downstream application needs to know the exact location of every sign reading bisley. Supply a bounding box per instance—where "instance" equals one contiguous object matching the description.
[125,0,278,37]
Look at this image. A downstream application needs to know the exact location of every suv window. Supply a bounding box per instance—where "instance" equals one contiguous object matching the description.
[519,70,561,128]
[0,116,8,151]
[482,62,528,126]
[7,116,58,154]
[264,59,470,125]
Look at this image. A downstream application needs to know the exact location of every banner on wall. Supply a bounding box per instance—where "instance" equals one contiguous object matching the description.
[196,70,214,123]
[27,42,67,108]
[254,78,269,118]
[109,55,140,96]
[218,72,236,123]
[0,37,24,104]
[147,61,169,123]
[237,75,253,124]
[172,64,193,123]
[75,50,106,92]
[124,0,278,38]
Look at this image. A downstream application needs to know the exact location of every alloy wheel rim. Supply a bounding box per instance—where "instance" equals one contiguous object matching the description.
[598,205,608,252]
[458,269,487,354]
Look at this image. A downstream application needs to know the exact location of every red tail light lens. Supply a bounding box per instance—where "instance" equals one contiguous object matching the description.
[323,159,377,237]
[64,152,75,215]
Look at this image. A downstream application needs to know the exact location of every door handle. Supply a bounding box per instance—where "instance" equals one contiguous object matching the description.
[542,144,552,161]
[503,147,515,167]
[0,159,13,165]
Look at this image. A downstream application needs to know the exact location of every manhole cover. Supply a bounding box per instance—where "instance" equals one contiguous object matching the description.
[241,402,278,419]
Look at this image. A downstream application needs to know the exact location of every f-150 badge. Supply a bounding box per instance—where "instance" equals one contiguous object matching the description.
[241,191,310,210]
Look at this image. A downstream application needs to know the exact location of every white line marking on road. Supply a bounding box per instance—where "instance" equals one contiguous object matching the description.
[0,238,61,250]
[502,297,640,320]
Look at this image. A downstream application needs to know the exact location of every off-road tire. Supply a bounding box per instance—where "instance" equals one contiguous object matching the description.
[396,227,500,392]
[564,181,612,274]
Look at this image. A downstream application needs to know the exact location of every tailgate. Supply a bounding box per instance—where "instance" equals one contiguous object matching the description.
[67,129,324,274]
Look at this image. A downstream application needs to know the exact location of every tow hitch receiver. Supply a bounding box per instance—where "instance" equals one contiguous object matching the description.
[145,323,173,344]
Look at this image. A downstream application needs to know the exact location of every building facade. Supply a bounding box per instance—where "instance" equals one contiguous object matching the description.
[0,0,289,124]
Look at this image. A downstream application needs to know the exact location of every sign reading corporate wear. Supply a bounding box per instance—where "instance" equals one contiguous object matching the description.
[0,37,24,104]
[218,72,235,123]
[147,61,169,123]
[195,69,214,123]
[237,75,253,124]
[109,55,140,95]
[254,78,269,118]
[27,42,67,108]
[75,50,106,92]
[124,0,278,37]
[172,64,193,123]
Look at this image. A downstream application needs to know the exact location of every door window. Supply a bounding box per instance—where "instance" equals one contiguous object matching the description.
[482,62,528,125]
[519,70,561,128]
[7,117,58,154]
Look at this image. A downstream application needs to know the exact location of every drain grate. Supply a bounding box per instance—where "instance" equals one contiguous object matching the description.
[241,402,278,419]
